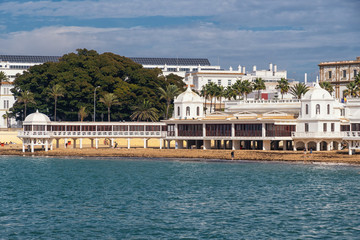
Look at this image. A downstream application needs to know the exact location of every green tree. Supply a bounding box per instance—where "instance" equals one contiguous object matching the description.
[319,81,334,95]
[17,90,36,117]
[130,99,159,122]
[216,85,225,111]
[276,78,290,99]
[0,71,9,82]
[200,85,210,114]
[158,85,181,119]
[224,86,237,100]
[252,78,266,100]
[2,111,11,128]
[344,82,358,97]
[289,83,309,99]
[240,80,252,100]
[48,84,64,121]
[100,93,120,122]
[78,106,88,122]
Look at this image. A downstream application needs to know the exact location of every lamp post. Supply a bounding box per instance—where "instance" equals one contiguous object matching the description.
[93,86,100,122]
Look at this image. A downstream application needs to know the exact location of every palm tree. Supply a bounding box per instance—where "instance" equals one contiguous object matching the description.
[200,85,210,114]
[275,78,290,99]
[130,99,159,122]
[2,111,11,128]
[319,81,334,95]
[48,84,64,121]
[344,82,358,97]
[0,71,9,82]
[289,83,309,99]
[99,93,120,122]
[17,90,36,117]
[252,78,266,100]
[241,80,253,100]
[232,80,243,100]
[78,106,88,122]
[216,85,225,111]
[158,85,181,119]
[205,82,217,113]
[224,86,237,100]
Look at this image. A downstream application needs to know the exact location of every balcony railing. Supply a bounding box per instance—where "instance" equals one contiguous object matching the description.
[292,132,342,138]
[342,131,360,139]
[19,131,165,138]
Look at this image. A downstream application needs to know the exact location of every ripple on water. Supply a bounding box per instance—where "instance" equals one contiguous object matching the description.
[0,156,360,239]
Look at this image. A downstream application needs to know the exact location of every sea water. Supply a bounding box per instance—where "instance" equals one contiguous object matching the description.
[0,156,360,239]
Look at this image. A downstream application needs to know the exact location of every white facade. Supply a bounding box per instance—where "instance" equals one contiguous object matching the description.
[174,86,204,119]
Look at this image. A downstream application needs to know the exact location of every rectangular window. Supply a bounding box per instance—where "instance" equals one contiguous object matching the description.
[208,79,211,84]
[3,100,9,109]
[323,123,327,132]
[305,123,309,132]
[354,70,358,78]
[331,123,335,132]
[343,70,346,78]
[228,79,232,86]
[328,71,332,79]
[218,79,221,85]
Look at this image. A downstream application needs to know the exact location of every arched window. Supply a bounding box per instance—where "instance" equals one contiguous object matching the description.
[196,106,200,116]
[186,106,190,116]
[305,104,309,114]
[177,107,180,116]
[316,104,320,114]
[327,104,330,114]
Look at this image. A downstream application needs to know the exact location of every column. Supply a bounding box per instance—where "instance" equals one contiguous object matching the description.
[45,139,48,152]
[263,140,271,150]
[31,139,34,153]
[283,141,287,150]
[159,139,163,149]
[111,138,114,148]
[177,140,184,149]
[231,123,235,138]
[127,138,131,149]
[50,141,53,150]
[316,141,320,151]
[143,138,147,148]
[203,140,211,150]
[91,139,94,148]
[79,138,83,149]
[327,141,332,151]
[167,140,171,149]
[73,139,77,149]
[56,139,60,148]
[22,142,25,152]
[95,138,99,149]
[338,142,342,150]
[233,140,241,150]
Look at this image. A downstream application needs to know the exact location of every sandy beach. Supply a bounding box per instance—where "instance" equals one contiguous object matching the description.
[1,144,360,165]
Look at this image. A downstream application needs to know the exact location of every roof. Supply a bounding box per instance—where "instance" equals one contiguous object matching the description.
[174,86,203,103]
[0,55,60,63]
[130,57,211,66]
[23,110,51,124]
[303,83,332,100]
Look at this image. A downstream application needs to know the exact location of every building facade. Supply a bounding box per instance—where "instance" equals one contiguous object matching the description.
[319,56,360,99]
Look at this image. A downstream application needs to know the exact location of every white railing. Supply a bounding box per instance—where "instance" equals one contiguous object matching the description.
[20,131,166,138]
[227,99,300,105]
[292,131,342,138]
[342,131,360,139]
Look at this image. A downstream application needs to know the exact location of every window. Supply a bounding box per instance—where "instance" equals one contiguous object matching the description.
[208,79,211,84]
[327,104,330,114]
[331,123,335,132]
[196,106,200,116]
[354,70,358,78]
[3,100,9,109]
[186,106,190,116]
[343,70,346,78]
[316,104,320,114]
[177,107,180,116]
[305,104,309,114]
[323,123,327,132]
[218,79,221,85]
[305,123,309,132]
[328,71,332,79]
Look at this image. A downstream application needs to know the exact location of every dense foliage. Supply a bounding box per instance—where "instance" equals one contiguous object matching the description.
[11,49,185,121]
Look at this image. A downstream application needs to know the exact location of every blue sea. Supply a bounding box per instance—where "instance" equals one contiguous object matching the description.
[1,156,360,239]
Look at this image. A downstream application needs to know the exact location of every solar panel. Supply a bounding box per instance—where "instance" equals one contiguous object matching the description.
[0,55,60,63]
[130,57,211,66]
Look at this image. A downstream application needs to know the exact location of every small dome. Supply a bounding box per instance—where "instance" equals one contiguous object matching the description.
[174,86,202,103]
[23,110,51,124]
[303,83,332,100]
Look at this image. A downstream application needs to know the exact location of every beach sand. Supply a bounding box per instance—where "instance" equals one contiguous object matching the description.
[1,144,359,165]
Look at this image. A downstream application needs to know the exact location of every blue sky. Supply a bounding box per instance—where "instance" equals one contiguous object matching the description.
[0,0,359,81]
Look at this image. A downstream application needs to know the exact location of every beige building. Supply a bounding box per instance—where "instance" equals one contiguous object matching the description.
[319,56,360,99]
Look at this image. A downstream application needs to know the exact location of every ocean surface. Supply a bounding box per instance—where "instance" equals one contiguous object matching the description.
[1,156,360,239]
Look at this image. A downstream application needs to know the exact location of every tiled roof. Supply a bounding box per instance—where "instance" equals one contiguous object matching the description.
[0,55,60,63]
[130,57,211,66]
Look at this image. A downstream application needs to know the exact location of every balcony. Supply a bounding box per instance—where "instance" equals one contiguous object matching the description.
[292,131,342,139]
[342,131,360,139]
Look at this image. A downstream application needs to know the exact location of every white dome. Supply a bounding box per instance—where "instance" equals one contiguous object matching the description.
[23,110,51,124]
[303,83,332,100]
[174,86,202,103]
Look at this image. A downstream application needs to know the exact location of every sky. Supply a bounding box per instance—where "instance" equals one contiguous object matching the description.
[0,0,359,82]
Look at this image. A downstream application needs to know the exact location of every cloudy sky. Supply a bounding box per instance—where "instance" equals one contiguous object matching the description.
[0,0,359,81]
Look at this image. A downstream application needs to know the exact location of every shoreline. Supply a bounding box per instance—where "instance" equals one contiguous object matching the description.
[1,146,360,165]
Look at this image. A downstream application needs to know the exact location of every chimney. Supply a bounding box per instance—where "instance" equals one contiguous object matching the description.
[238,65,242,73]
[269,63,273,71]
[242,66,246,74]
[273,64,277,72]
[304,73,307,84]
[253,65,257,71]
[229,66,233,71]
